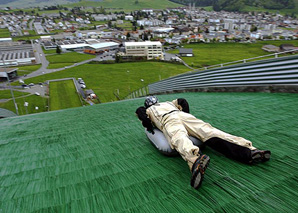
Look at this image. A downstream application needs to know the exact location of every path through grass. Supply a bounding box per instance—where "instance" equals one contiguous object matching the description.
[46,52,96,69]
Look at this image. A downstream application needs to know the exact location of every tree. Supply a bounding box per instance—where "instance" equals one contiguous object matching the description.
[250,25,257,32]
[56,46,62,54]
[135,0,139,4]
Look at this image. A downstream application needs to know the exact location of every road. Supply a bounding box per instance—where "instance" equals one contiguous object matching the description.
[163,52,195,70]
[29,19,35,30]
[21,46,117,80]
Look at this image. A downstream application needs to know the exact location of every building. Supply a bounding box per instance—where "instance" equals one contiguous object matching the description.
[124,41,164,60]
[40,36,52,42]
[262,45,280,52]
[125,15,134,21]
[179,48,193,57]
[59,43,90,52]
[0,43,36,66]
[84,42,119,54]
[280,44,298,52]
[0,67,18,81]
[0,38,12,43]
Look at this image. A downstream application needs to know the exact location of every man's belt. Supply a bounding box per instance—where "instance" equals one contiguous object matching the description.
[162,110,179,118]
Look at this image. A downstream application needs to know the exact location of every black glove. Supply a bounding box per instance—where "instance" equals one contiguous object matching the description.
[177,98,190,113]
[147,127,155,135]
[136,106,155,134]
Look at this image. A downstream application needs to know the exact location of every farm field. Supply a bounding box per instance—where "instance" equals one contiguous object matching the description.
[46,52,96,69]
[167,40,298,68]
[21,62,190,103]
[49,80,82,111]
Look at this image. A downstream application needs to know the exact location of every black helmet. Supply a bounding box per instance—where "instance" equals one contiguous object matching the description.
[144,96,158,108]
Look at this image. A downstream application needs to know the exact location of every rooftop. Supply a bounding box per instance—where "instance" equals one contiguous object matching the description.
[0,92,297,212]
[125,41,162,46]
[179,48,193,54]
[89,42,119,49]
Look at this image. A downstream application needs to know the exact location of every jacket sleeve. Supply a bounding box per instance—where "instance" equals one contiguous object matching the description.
[172,98,190,113]
[135,106,155,133]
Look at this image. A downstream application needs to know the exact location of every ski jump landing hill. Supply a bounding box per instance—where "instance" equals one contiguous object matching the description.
[0,56,298,212]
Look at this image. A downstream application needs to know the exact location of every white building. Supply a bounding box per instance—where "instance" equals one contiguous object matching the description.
[0,38,12,42]
[124,41,164,60]
[125,16,134,21]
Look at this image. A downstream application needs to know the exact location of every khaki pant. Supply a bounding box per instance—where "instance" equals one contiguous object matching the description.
[162,111,256,169]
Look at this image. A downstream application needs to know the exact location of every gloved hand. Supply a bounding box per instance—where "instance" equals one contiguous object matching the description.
[147,127,155,135]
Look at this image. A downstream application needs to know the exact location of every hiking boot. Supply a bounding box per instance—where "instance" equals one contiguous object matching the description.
[190,154,210,189]
[250,149,271,164]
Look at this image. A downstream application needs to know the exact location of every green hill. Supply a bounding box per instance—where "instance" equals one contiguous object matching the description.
[1,92,298,212]
[170,0,298,15]
[0,0,182,10]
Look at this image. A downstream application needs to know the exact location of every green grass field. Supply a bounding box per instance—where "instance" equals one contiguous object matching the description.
[242,0,298,16]
[68,0,181,11]
[0,91,48,115]
[42,48,57,54]
[0,90,30,99]
[0,0,181,11]
[17,64,42,76]
[168,40,298,68]
[117,21,133,30]
[49,80,82,111]
[12,35,41,42]
[0,28,10,38]
[23,30,37,35]
[46,52,95,69]
[22,62,190,103]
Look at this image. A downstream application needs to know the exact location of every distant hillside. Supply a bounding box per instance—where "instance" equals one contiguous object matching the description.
[170,0,298,15]
[0,0,79,8]
[0,0,182,10]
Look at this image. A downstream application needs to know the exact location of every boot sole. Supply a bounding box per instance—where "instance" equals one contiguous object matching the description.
[190,155,210,189]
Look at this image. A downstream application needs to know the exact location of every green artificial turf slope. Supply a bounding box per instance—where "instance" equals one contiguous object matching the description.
[0,92,297,212]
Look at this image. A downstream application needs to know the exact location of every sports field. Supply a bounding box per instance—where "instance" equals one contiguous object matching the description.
[49,80,82,111]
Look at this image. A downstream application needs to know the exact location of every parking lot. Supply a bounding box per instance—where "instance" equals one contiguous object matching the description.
[21,84,47,96]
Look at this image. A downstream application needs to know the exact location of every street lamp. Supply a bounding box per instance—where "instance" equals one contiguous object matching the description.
[2,60,19,115]
[24,102,29,114]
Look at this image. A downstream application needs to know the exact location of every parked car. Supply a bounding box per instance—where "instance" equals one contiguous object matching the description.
[28,83,34,87]
[80,84,86,89]
[35,92,40,96]
[22,84,29,89]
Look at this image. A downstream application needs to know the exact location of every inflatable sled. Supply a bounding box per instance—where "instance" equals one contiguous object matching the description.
[145,128,205,156]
